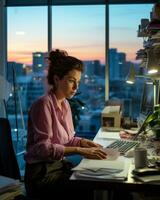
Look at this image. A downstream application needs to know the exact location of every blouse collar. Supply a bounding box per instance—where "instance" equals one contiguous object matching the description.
[49,89,68,113]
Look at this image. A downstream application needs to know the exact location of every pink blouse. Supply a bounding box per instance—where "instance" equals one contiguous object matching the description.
[24,89,82,164]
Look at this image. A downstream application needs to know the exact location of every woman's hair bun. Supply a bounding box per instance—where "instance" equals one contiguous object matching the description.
[47,48,83,86]
[49,49,68,63]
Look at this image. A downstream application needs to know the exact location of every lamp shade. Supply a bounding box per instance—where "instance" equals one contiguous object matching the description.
[126,64,136,84]
[146,48,160,74]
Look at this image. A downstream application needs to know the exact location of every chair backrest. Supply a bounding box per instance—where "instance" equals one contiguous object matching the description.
[0,118,21,180]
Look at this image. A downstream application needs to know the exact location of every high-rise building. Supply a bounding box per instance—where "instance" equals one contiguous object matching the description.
[32,52,48,73]
[7,62,25,83]
[109,48,119,80]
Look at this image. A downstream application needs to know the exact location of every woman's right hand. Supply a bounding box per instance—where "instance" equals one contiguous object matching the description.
[78,147,107,160]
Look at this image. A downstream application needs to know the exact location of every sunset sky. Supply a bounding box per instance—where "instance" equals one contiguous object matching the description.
[7,4,153,65]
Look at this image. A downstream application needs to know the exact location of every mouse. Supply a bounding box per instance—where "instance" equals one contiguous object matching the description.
[124,149,134,158]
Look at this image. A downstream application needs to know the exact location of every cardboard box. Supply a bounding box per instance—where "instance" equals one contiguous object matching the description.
[101,106,121,129]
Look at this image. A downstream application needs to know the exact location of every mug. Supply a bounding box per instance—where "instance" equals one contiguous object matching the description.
[134,147,147,169]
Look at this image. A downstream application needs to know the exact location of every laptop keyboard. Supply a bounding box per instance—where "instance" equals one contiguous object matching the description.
[106,139,140,154]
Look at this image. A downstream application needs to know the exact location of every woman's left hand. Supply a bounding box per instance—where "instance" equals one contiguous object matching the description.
[80,138,102,148]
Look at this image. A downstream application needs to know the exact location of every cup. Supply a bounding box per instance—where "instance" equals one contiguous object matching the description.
[134,147,147,169]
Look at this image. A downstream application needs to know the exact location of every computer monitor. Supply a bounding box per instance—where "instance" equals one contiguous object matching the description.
[140,82,154,117]
[134,81,160,139]
[134,81,154,138]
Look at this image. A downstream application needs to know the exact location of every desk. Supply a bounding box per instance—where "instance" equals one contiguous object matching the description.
[70,128,160,195]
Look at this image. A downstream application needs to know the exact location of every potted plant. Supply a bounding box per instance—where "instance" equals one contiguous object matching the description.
[144,105,160,139]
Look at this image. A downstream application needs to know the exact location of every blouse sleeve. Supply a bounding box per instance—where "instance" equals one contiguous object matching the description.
[65,136,82,147]
[26,98,65,162]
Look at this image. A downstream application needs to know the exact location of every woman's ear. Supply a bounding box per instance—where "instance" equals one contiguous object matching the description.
[53,75,59,86]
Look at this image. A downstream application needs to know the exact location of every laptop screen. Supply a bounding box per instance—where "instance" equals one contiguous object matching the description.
[140,82,154,116]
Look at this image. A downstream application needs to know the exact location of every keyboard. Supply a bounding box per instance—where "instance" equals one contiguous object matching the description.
[106,139,140,154]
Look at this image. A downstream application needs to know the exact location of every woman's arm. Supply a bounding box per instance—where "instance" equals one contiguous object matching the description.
[64,146,107,160]
[80,138,102,148]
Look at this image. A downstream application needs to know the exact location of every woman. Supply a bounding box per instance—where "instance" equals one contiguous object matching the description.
[24,49,107,200]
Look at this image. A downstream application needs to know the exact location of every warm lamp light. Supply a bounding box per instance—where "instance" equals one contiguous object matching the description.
[126,80,135,84]
[148,69,158,74]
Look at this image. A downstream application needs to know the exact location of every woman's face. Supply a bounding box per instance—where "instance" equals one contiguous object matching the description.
[55,69,82,99]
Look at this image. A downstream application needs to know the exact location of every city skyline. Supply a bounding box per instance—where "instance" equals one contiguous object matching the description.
[7,4,153,65]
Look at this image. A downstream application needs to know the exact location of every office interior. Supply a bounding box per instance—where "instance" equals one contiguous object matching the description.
[1,0,160,199]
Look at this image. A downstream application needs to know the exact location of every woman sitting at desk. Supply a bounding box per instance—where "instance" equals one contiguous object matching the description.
[24,49,107,200]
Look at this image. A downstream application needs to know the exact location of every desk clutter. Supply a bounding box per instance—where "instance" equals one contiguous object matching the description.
[101,106,122,131]
[72,156,131,181]
[0,175,22,200]
[132,156,160,183]
[132,169,160,183]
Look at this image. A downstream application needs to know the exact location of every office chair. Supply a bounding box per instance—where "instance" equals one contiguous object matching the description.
[0,117,21,180]
[0,119,40,200]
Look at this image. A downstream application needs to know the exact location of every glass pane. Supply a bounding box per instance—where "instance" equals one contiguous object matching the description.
[109,4,153,122]
[52,5,105,137]
[7,6,47,173]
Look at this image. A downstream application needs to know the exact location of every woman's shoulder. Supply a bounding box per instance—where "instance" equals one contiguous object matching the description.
[35,93,51,103]
[30,92,53,110]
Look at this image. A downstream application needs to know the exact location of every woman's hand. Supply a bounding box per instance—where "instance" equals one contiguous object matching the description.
[80,138,102,148]
[78,147,107,160]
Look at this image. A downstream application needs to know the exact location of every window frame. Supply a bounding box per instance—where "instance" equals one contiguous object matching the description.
[5,0,158,6]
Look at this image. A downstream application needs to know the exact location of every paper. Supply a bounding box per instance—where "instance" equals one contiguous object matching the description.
[73,159,131,181]
[72,157,124,171]
[103,148,120,160]
[124,129,138,135]
[98,131,120,139]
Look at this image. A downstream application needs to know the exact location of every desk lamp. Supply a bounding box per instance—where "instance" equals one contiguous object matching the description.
[126,65,160,107]
[146,48,160,75]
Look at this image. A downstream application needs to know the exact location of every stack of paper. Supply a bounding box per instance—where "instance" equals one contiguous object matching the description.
[0,175,22,200]
[72,157,131,181]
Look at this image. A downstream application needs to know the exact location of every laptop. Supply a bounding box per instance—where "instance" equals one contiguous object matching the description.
[106,113,151,155]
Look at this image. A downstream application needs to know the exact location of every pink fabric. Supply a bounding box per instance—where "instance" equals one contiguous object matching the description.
[24,89,82,164]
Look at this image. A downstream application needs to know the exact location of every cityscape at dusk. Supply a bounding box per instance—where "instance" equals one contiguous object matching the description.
[7,4,153,65]
[6,3,155,134]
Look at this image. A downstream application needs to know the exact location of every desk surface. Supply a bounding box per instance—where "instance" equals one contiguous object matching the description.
[70,128,160,193]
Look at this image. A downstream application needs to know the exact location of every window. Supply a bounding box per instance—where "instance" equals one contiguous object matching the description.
[52,5,105,135]
[7,6,48,173]
[109,4,153,119]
